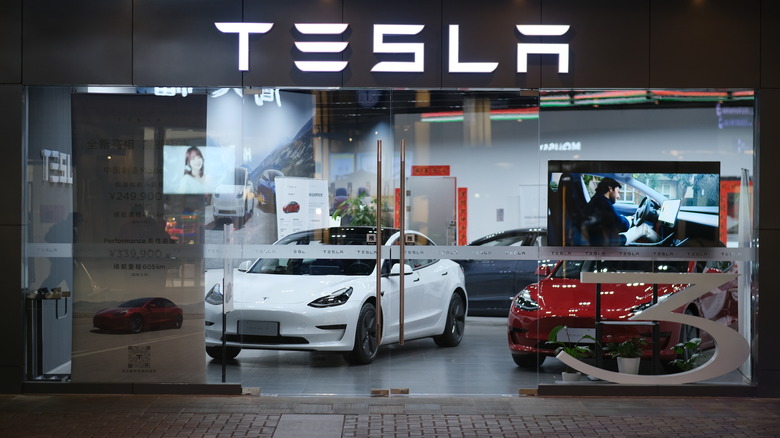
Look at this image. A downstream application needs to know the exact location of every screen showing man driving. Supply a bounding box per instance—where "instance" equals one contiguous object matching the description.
[547,160,720,247]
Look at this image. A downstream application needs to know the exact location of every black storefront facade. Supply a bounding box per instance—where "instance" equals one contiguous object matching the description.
[1,0,779,398]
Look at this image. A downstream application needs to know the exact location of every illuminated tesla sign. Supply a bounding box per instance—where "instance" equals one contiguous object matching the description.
[215,22,571,74]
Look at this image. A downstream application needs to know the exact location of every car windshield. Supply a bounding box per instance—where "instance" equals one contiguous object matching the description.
[552,260,689,279]
[233,168,246,184]
[478,234,527,246]
[248,227,398,276]
[471,230,546,247]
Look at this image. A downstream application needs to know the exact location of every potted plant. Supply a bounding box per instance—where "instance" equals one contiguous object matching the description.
[668,337,703,372]
[603,337,647,374]
[331,191,377,226]
[547,325,596,381]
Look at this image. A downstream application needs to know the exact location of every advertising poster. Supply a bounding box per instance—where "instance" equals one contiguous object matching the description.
[275,177,330,239]
[70,94,207,383]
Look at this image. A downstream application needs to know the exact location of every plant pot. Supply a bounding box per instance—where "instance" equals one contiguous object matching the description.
[617,357,641,374]
[561,371,582,382]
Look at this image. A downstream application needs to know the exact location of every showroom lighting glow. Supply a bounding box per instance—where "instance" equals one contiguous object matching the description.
[540,89,755,107]
[418,90,751,122]
[421,108,539,123]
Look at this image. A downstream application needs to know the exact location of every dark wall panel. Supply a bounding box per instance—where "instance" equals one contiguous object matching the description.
[23,0,132,85]
[649,0,760,88]
[0,85,23,393]
[0,86,22,225]
[761,0,780,88]
[442,0,542,89]
[0,1,21,84]
[540,0,650,89]
[242,0,344,88]
[133,0,243,87]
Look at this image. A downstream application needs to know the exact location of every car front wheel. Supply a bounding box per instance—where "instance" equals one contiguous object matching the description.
[344,302,379,365]
[206,346,241,361]
[129,314,143,333]
[512,353,545,368]
[434,293,465,347]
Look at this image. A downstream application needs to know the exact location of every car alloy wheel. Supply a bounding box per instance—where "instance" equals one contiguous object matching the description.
[434,293,465,347]
[344,302,378,365]
[206,346,241,361]
[129,314,143,333]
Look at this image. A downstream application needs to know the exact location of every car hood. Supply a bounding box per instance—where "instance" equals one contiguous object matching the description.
[215,184,243,196]
[534,279,596,309]
[223,270,360,305]
[534,279,671,316]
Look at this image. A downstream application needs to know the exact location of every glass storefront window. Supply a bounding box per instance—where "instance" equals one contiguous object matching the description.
[23,87,756,394]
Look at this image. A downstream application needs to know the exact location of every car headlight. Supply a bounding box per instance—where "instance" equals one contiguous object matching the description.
[205,283,223,305]
[308,287,353,308]
[514,288,539,311]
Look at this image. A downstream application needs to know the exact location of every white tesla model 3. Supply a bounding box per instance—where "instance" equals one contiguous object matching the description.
[204,227,467,364]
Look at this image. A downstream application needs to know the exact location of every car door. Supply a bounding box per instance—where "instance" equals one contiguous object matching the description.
[403,234,449,335]
[462,258,519,313]
[146,298,167,325]
[379,260,427,341]
[379,270,403,344]
[381,233,440,339]
[464,231,544,315]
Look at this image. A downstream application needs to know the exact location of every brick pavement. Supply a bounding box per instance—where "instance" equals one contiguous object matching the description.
[1,394,779,437]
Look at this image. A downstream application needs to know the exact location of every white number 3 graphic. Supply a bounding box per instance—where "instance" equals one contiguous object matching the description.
[556,272,750,384]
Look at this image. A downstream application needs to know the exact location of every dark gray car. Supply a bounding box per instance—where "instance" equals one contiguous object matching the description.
[456,229,552,317]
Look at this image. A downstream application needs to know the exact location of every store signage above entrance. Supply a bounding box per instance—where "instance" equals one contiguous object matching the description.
[215,22,571,74]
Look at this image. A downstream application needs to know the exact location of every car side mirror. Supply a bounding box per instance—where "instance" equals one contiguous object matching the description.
[535,265,551,277]
[390,263,414,275]
[238,260,252,272]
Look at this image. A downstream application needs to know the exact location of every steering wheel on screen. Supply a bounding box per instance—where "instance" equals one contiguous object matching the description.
[633,196,660,226]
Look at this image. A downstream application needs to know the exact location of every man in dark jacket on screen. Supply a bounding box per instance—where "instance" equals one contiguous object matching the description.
[582,177,657,246]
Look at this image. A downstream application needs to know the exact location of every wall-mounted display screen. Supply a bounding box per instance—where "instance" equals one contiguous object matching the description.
[547,160,720,247]
[162,145,236,194]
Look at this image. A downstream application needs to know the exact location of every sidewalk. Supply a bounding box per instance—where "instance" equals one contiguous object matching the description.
[1,393,779,437]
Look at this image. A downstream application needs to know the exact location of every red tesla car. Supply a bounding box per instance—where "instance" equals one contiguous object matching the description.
[93,297,184,333]
[507,259,739,368]
[282,201,300,213]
